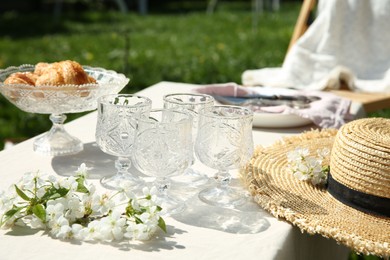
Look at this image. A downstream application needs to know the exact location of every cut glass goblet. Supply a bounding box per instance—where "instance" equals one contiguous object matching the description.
[132,109,193,216]
[163,93,214,186]
[195,105,254,208]
[95,94,152,190]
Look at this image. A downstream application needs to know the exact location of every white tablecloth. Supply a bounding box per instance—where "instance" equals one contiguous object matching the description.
[0,82,352,260]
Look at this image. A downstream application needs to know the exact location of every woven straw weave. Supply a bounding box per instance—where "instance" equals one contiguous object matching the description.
[331,118,390,198]
[241,120,390,257]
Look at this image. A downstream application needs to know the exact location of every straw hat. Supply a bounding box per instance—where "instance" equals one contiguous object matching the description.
[242,118,390,257]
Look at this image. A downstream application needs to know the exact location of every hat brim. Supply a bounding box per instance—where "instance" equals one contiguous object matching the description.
[241,129,390,257]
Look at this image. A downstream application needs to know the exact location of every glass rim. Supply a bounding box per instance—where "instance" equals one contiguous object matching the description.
[198,105,253,119]
[163,93,214,105]
[98,94,152,108]
[137,108,193,125]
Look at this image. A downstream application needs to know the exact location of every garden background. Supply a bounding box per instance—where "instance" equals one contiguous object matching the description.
[0,1,388,259]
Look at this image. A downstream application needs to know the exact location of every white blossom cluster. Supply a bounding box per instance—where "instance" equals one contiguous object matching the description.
[287,147,330,186]
[0,164,166,242]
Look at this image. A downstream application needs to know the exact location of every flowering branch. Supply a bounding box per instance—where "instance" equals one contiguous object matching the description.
[0,163,166,242]
[287,147,330,186]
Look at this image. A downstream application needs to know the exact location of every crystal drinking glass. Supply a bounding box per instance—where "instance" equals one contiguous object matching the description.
[95,94,152,190]
[163,93,214,186]
[0,64,129,156]
[195,105,254,207]
[132,109,193,216]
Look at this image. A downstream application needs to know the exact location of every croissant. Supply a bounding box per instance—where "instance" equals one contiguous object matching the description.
[35,60,97,86]
[4,72,37,85]
[3,60,97,99]
[3,60,96,87]
[34,62,50,76]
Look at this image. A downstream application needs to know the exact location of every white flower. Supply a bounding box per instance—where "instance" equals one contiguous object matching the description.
[306,157,322,174]
[56,224,72,239]
[89,184,96,194]
[65,197,85,221]
[57,176,78,192]
[80,193,93,215]
[317,148,330,159]
[132,186,159,210]
[56,224,83,240]
[46,203,65,222]
[75,163,91,178]
[91,193,115,215]
[80,220,101,241]
[139,212,159,227]
[118,181,136,200]
[29,216,45,229]
[16,172,45,196]
[297,162,309,174]
[48,175,58,183]
[0,191,15,215]
[143,186,158,201]
[293,169,307,181]
[71,224,85,240]
[125,221,156,241]
[287,147,309,162]
[99,210,126,241]
[0,215,16,230]
[49,215,69,236]
[0,163,165,243]
[287,147,329,186]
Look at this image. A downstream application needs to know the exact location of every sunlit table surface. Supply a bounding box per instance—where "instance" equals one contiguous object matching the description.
[0,81,357,260]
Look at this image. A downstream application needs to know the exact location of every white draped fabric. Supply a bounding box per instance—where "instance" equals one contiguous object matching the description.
[242,0,390,92]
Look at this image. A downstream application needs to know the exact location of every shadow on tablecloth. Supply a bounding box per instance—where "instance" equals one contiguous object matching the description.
[51,142,116,179]
[171,179,271,235]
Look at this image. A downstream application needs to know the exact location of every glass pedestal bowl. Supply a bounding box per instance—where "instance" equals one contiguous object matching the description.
[0,64,129,156]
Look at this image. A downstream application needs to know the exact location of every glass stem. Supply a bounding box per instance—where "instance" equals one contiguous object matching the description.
[50,113,66,125]
[115,157,131,178]
[214,170,231,189]
[48,114,66,136]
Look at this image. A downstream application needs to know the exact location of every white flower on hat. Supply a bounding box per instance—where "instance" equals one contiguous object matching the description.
[287,147,329,186]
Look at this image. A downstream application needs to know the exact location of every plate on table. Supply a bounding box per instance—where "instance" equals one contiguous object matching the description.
[252,112,313,128]
[204,86,316,128]
[212,95,313,128]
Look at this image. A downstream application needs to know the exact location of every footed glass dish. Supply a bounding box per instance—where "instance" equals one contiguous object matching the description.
[0,64,129,156]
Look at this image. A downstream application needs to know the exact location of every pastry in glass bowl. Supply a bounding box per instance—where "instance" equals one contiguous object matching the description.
[5,60,96,86]
[0,61,129,156]
[4,60,98,99]
[3,71,37,85]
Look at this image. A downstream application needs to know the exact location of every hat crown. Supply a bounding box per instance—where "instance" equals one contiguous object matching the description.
[330,118,390,199]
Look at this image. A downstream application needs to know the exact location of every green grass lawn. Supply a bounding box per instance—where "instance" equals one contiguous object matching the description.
[0,2,298,144]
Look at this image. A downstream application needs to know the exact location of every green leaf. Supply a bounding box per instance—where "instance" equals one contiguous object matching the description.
[134,216,143,224]
[125,200,136,216]
[14,185,31,201]
[4,206,22,218]
[158,217,167,233]
[56,187,69,197]
[32,204,46,222]
[1,206,24,227]
[323,165,330,174]
[76,177,89,194]
[41,186,69,201]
